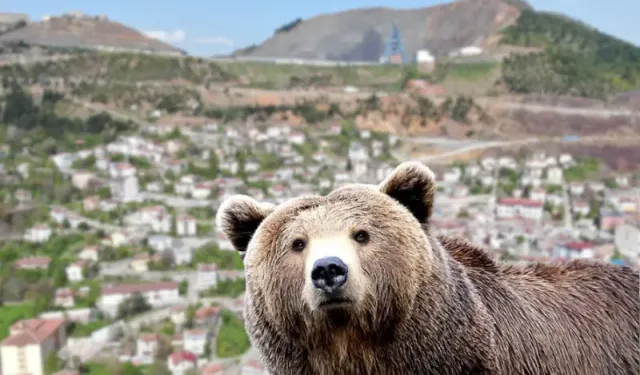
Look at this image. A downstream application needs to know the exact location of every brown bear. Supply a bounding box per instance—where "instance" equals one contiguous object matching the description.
[216,161,639,375]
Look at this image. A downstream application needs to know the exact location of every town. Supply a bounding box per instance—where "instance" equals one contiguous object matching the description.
[0,111,638,375]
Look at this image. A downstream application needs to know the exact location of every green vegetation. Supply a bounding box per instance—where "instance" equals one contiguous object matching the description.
[202,278,246,298]
[1,81,136,152]
[193,243,244,270]
[565,158,600,182]
[500,10,640,97]
[117,292,152,319]
[216,310,251,358]
[0,303,35,341]
[68,319,110,337]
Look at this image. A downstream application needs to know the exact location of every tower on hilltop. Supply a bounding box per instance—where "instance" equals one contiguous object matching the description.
[381,23,406,64]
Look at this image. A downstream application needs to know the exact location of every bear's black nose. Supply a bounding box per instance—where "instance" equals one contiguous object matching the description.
[311,256,348,294]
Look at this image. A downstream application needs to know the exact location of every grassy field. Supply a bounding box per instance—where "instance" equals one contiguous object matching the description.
[0,303,35,341]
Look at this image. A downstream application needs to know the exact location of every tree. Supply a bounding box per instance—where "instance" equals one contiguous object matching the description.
[117,291,151,319]
[179,280,189,296]
[44,351,60,374]
[148,361,172,375]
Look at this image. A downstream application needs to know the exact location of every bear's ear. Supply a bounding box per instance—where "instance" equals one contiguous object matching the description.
[378,161,436,224]
[216,195,276,254]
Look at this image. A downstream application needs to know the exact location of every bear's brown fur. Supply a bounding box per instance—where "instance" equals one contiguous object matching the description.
[217,162,640,375]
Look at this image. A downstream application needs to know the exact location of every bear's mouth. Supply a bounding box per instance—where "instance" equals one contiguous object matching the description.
[318,297,352,309]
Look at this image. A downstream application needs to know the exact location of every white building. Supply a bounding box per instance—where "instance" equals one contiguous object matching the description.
[496,198,544,221]
[65,260,89,282]
[552,242,595,260]
[615,223,640,259]
[0,319,67,375]
[98,282,180,318]
[110,175,139,203]
[24,225,52,243]
[416,49,435,63]
[546,167,563,185]
[197,264,218,291]
[183,329,208,356]
[176,215,197,237]
[136,333,160,363]
[172,242,193,266]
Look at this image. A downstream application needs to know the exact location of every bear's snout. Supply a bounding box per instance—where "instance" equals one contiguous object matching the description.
[311,256,349,294]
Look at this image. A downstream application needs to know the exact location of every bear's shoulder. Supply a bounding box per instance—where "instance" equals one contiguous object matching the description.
[437,235,500,273]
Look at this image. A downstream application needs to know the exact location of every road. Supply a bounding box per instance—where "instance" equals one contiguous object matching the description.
[478,98,640,119]
[562,183,573,229]
[51,205,123,232]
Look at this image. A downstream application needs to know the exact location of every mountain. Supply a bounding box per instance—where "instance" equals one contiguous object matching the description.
[0,12,185,56]
[233,0,523,61]
[235,0,527,61]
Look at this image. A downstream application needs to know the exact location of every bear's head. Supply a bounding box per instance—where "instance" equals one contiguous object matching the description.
[216,161,437,345]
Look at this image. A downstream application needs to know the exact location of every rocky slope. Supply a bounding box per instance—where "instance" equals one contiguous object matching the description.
[0,13,184,56]
[233,0,523,61]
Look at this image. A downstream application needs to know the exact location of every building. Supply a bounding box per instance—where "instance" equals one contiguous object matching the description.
[136,333,160,363]
[98,282,180,318]
[552,242,595,260]
[24,225,52,243]
[65,260,90,282]
[242,360,266,375]
[496,198,544,221]
[197,264,219,291]
[71,170,94,190]
[110,174,139,203]
[615,222,640,259]
[183,329,208,356]
[0,318,67,375]
[167,351,197,375]
[15,256,51,270]
[176,215,197,237]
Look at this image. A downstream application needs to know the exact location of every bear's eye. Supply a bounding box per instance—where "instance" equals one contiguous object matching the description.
[292,239,306,252]
[353,230,370,245]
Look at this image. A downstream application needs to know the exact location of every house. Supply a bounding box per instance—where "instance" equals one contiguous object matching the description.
[569,183,585,196]
[176,215,197,237]
[289,131,306,145]
[172,241,193,266]
[136,333,160,362]
[201,362,224,375]
[242,360,266,375]
[197,264,218,291]
[110,174,139,203]
[24,225,52,243]
[442,168,462,184]
[615,222,640,259]
[130,253,160,273]
[83,196,100,211]
[600,210,625,231]
[54,288,75,308]
[546,167,563,185]
[98,282,180,318]
[15,256,51,271]
[530,188,546,203]
[194,306,219,327]
[572,201,590,217]
[192,183,212,200]
[167,351,197,375]
[65,260,90,282]
[72,170,95,190]
[552,241,595,259]
[496,198,544,221]
[0,318,67,375]
[14,189,32,203]
[148,235,174,252]
[78,246,100,262]
[183,329,208,356]
[170,305,187,327]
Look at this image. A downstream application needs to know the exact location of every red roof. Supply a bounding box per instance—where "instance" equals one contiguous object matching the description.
[101,281,178,296]
[169,351,197,365]
[15,256,51,267]
[2,318,65,346]
[202,362,224,375]
[564,242,594,251]
[499,198,543,208]
[140,333,160,342]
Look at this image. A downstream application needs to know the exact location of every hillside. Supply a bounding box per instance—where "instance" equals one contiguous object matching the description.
[233,0,522,61]
[0,12,184,56]
[499,10,640,98]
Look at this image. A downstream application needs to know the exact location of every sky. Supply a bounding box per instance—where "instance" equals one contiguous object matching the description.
[2,0,639,56]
